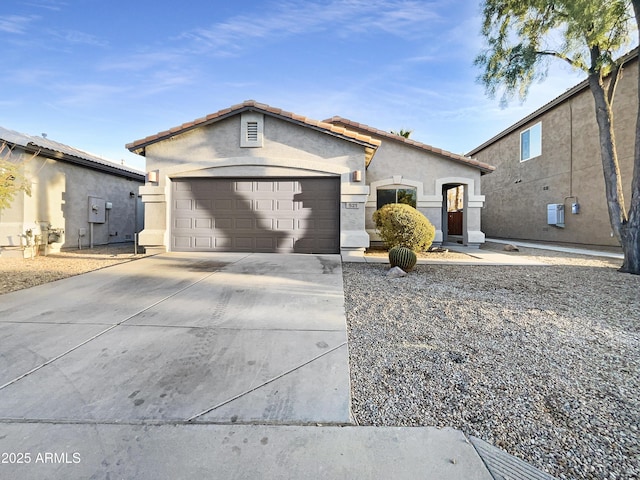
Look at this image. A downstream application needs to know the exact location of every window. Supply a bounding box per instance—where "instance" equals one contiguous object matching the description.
[520,122,541,161]
[376,188,416,210]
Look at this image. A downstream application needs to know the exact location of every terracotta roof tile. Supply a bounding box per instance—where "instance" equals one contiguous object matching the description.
[126,100,381,154]
[325,116,495,174]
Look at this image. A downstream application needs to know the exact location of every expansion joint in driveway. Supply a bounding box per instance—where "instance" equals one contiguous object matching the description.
[185,341,348,422]
[0,268,227,392]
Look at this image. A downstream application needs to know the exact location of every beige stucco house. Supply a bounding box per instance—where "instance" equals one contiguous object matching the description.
[126,101,494,257]
[469,50,638,248]
[0,127,145,257]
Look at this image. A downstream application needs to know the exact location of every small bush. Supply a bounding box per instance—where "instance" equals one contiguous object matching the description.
[372,203,435,251]
[388,246,417,271]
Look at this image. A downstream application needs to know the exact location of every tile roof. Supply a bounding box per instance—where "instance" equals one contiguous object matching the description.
[0,126,144,180]
[325,117,496,174]
[126,100,382,155]
[468,47,639,156]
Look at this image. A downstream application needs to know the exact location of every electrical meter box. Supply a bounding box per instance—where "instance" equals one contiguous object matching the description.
[88,196,106,223]
[547,203,565,228]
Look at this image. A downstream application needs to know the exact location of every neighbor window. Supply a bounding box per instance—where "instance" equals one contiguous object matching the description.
[377,188,417,209]
[520,122,541,161]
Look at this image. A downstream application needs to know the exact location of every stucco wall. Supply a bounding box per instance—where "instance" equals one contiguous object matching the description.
[363,139,486,246]
[0,149,144,252]
[474,59,637,247]
[138,113,370,253]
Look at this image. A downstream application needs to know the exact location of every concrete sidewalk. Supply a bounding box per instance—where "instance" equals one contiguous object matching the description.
[346,246,547,265]
[0,252,556,479]
[486,237,624,259]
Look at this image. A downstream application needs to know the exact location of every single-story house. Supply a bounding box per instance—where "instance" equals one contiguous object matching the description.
[468,49,638,248]
[126,101,495,257]
[0,127,145,257]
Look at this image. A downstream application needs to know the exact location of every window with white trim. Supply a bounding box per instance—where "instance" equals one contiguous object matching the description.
[376,187,416,209]
[240,112,264,147]
[520,122,541,161]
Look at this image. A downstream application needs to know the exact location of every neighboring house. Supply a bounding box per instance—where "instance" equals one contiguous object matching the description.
[0,127,145,257]
[126,100,494,257]
[468,50,639,248]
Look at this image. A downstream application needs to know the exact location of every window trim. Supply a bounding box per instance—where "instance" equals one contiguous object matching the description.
[520,122,542,162]
[376,187,417,210]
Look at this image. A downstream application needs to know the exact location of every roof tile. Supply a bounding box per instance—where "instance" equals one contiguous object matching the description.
[325,116,495,173]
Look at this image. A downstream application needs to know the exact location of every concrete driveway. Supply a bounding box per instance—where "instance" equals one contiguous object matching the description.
[0,253,350,425]
[0,252,501,479]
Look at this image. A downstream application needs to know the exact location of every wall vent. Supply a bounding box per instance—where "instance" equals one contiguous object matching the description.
[240,112,264,147]
[247,121,258,142]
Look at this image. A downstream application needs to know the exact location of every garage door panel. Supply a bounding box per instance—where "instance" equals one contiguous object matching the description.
[276,200,294,211]
[236,199,252,210]
[256,182,274,192]
[235,237,254,250]
[215,218,233,229]
[276,218,295,230]
[255,199,274,211]
[195,199,212,210]
[174,218,192,229]
[214,237,231,248]
[194,218,212,229]
[235,218,253,230]
[172,178,339,253]
[175,199,192,210]
[256,218,274,230]
[276,237,294,250]
[173,236,192,249]
[276,181,295,192]
[215,199,234,210]
[194,237,212,248]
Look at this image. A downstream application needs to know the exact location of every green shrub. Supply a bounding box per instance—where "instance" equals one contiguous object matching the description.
[372,203,435,251]
[388,246,417,271]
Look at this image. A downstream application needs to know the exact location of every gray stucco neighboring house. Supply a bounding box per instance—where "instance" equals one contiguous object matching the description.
[0,126,145,257]
[126,100,495,257]
[469,49,638,248]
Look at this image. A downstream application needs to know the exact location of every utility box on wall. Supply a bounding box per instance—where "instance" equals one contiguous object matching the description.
[547,203,565,228]
[88,196,106,223]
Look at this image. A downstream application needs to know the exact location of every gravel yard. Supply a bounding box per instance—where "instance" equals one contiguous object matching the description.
[0,243,147,295]
[344,246,639,480]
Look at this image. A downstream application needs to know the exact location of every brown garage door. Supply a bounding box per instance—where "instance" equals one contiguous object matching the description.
[171,178,340,253]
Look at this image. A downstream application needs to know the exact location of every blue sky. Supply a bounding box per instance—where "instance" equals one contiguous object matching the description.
[1,0,588,171]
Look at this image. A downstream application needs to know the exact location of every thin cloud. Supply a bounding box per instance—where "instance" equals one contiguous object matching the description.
[51,83,131,107]
[181,0,442,56]
[49,29,109,47]
[99,51,189,72]
[0,14,38,34]
[22,0,68,11]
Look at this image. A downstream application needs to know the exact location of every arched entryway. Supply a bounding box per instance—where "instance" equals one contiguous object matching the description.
[433,177,486,248]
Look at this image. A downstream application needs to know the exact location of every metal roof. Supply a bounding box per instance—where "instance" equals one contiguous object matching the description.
[0,126,144,180]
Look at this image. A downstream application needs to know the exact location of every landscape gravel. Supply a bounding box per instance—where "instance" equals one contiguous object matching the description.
[343,249,639,480]
[0,244,147,295]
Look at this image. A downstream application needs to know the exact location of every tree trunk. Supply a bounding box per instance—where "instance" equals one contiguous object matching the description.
[620,1,640,275]
[587,73,627,240]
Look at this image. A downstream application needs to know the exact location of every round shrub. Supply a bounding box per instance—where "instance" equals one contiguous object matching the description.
[388,246,417,271]
[372,203,435,251]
